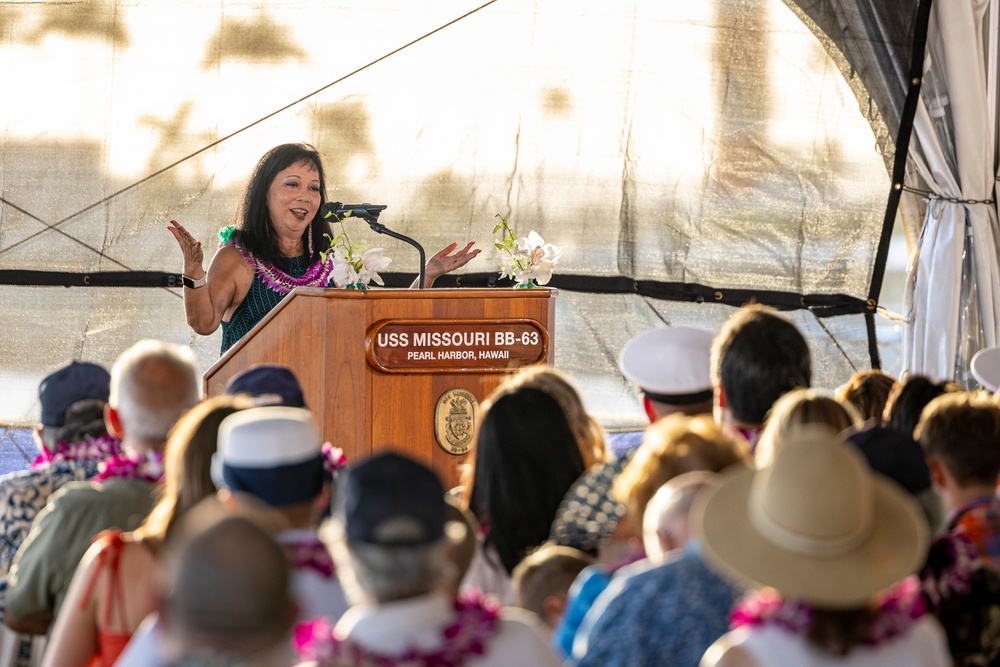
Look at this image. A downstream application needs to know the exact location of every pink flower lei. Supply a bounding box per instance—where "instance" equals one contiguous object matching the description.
[32,433,122,470]
[94,451,165,484]
[293,592,501,667]
[731,577,927,647]
[322,442,347,476]
[283,536,336,580]
[220,225,335,296]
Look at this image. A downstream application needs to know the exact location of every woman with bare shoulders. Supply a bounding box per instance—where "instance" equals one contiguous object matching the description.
[168,143,479,352]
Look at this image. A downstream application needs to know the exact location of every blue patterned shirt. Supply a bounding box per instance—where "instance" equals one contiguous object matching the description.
[571,543,743,667]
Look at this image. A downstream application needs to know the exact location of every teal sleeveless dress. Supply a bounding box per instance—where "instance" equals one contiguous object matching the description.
[221,255,314,353]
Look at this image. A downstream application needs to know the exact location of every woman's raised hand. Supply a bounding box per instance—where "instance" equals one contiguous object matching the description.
[166,220,205,277]
[423,241,481,286]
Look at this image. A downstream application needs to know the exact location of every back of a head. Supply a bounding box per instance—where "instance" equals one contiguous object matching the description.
[614,414,746,524]
[472,387,586,573]
[37,360,112,447]
[642,470,716,561]
[111,339,201,448]
[137,395,256,544]
[331,452,455,604]
[835,370,897,423]
[885,375,962,438]
[161,506,295,655]
[502,365,606,467]
[755,388,862,467]
[224,364,307,408]
[215,406,325,508]
[511,544,593,623]
[711,305,811,426]
[917,392,1000,487]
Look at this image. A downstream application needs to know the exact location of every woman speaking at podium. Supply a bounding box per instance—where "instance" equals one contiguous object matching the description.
[168,143,479,353]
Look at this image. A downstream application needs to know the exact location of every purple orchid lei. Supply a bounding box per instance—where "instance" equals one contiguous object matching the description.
[730,576,926,647]
[94,451,165,484]
[31,433,122,470]
[220,225,334,296]
[293,592,501,667]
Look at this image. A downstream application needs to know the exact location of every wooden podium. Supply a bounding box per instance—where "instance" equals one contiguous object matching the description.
[204,287,556,488]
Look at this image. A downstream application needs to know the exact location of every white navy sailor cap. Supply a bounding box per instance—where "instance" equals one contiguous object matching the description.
[618,326,715,404]
[213,407,324,506]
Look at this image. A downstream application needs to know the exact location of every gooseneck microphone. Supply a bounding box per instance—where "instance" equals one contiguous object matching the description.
[321,203,427,289]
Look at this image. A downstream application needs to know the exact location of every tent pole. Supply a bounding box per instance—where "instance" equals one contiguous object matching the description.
[989,0,999,170]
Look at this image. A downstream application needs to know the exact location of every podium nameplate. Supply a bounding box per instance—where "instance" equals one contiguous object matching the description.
[366,318,548,373]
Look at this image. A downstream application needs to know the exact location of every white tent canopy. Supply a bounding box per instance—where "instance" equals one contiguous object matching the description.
[1,0,996,429]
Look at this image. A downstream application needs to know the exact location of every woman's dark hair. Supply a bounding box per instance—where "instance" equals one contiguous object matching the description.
[41,399,109,447]
[470,387,586,574]
[232,143,332,265]
[884,375,962,438]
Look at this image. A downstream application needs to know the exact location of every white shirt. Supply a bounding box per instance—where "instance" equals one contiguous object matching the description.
[702,615,952,667]
[297,590,560,667]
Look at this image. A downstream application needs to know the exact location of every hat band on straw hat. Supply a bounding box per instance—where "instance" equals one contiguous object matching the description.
[749,498,875,557]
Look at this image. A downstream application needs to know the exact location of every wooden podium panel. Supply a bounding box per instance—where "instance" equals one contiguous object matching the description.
[204,287,556,488]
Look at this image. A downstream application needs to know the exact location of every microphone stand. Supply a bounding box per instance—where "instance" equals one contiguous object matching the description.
[363,216,426,290]
[324,203,427,289]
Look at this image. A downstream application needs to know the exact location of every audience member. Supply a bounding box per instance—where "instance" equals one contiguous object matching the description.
[548,454,631,560]
[612,414,747,552]
[214,407,349,622]
[463,387,586,604]
[615,326,716,456]
[835,369,897,424]
[42,395,251,667]
[554,415,747,659]
[494,365,606,468]
[157,502,299,667]
[710,305,811,452]
[619,327,716,421]
[294,452,560,666]
[844,419,995,665]
[0,361,118,666]
[5,340,200,636]
[847,424,945,534]
[883,375,962,438]
[570,472,740,666]
[918,532,1000,666]
[511,544,593,636]
[753,388,861,467]
[917,392,1000,571]
[224,364,308,408]
[698,427,948,667]
[642,471,714,562]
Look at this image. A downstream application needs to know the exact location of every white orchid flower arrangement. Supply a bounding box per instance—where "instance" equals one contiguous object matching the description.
[493,214,561,286]
[320,210,391,288]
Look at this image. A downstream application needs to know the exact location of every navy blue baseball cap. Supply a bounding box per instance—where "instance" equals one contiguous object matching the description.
[224,365,307,408]
[39,361,111,427]
[340,453,446,546]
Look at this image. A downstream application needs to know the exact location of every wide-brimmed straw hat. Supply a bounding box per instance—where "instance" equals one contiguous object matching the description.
[694,426,928,608]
